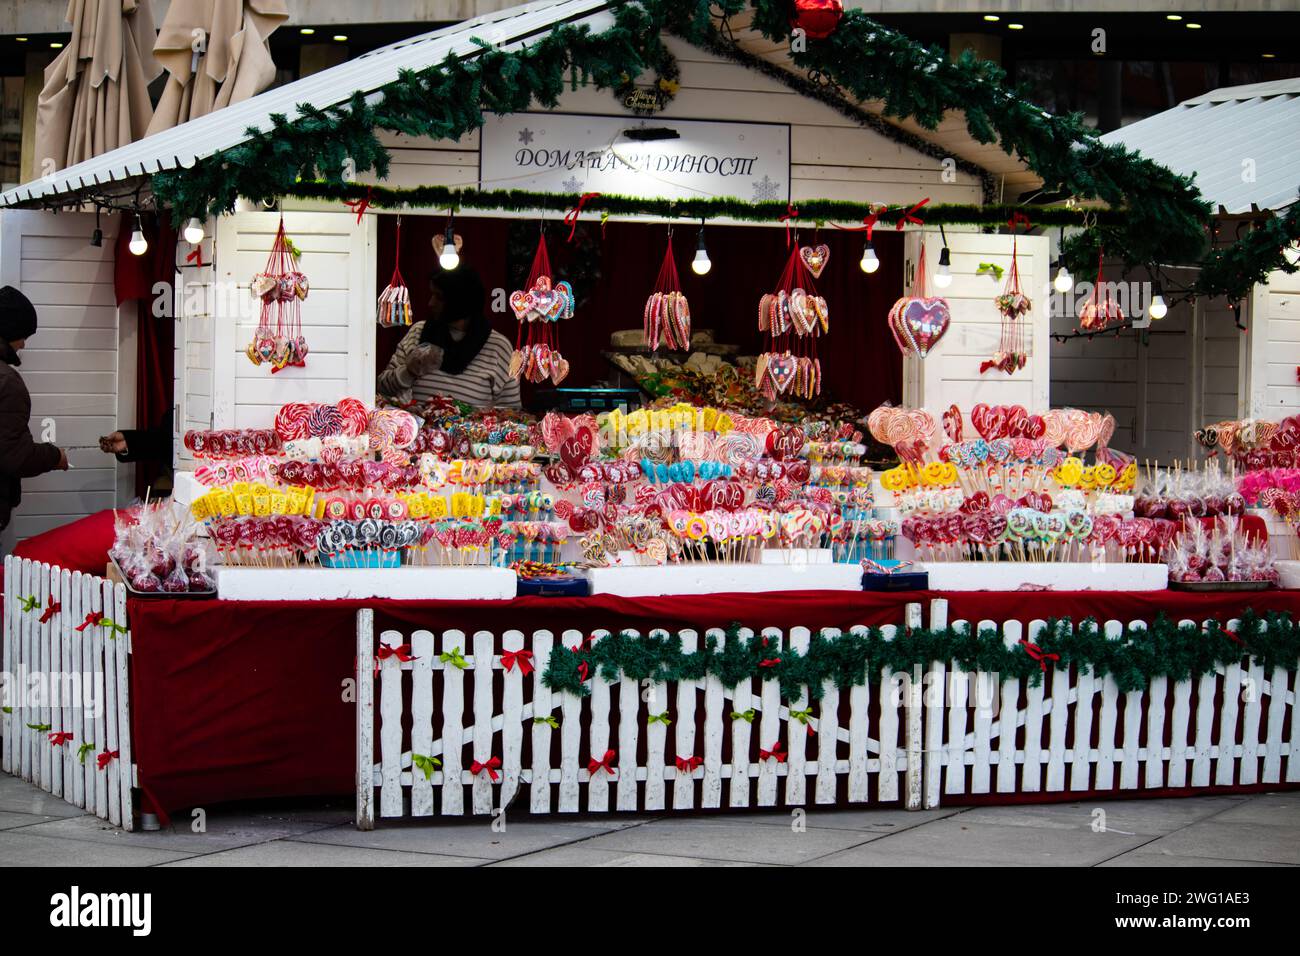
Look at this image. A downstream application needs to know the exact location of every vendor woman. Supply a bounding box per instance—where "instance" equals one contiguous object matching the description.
[377,266,521,409]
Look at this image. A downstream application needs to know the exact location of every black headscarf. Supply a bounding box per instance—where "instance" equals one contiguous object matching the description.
[420,266,491,375]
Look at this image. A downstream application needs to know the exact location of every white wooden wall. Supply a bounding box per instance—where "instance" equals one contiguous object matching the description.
[208,211,377,431]
[355,34,985,209]
[0,209,127,548]
[175,223,215,466]
[903,228,1051,413]
[1249,258,1300,420]
[1050,260,1244,462]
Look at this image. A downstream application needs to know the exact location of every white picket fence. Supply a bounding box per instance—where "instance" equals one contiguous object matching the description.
[923,602,1300,805]
[1,555,135,830]
[354,606,928,829]
[355,600,1300,827]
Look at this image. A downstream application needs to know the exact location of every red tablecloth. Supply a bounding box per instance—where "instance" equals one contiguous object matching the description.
[127,588,1300,821]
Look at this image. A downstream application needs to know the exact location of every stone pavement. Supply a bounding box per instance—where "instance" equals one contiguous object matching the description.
[0,774,1295,866]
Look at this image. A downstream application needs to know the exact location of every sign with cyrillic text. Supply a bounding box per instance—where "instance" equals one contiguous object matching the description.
[479,113,790,204]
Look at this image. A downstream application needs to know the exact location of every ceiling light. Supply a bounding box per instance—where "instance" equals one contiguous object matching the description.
[300,28,315,35]
[983,15,999,22]
[333,34,348,42]
[1186,22,1202,29]
[50,42,63,49]
[15,37,27,42]
[1007,23,1025,31]
[1166,14,1182,20]
[1262,53,1276,59]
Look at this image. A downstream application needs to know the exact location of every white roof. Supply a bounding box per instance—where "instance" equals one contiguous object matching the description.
[0,0,615,209]
[1101,78,1300,215]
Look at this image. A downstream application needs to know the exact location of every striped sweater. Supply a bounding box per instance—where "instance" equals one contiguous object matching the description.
[377,323,521,410]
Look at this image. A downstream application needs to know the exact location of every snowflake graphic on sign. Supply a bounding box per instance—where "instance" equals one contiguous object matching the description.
[751,175,783,201]
[517,127,535,145]
[561,176,583,193]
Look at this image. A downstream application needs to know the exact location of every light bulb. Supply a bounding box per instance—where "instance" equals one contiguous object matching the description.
[691,228,711,276]
[859,241,880,274]
[439,225,460,270]
[183,217,205,244]
[933,246,953,288]
[1053,266,1073,293]
[1149,292,1168,320]
[129,228,148,256]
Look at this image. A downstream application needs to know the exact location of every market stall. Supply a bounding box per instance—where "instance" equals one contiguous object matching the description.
[3,1,1300,830]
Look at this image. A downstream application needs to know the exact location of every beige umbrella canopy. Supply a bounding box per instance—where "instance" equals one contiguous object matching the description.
[34,0,161,173]
[146,0,288,135]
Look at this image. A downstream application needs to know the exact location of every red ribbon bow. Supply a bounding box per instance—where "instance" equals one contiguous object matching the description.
[587,749,617,777]
[577,660,590,682]
[760,743,788,763]
[565,192,601,242]
[48,731,73,746]
[1018,638,1060,673]
[675,754,703,773]
[1007,211,1033,233]
[470,756,502,781]
[75,611,104,632]
[39,595,61,624]
[779,203,800,246]
[185,245,204,268]
[344,188,374,223]
[97,750,119,770]
[759,657,782,668]
[501,648,534,675]
[377,643,416,663]
[895,197,930,230]
[1222,628,1246,648]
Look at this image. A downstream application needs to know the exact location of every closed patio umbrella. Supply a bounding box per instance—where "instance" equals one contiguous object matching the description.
[33,0,160,172]
[145,0,288,135]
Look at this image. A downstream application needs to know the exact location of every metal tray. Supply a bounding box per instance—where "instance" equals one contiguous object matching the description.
[1168,580,1272,592]
[110,556,217,600]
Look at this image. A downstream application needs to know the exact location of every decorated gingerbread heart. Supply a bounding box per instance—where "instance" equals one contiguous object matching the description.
[799,244,830,279]
[888,296,951,358]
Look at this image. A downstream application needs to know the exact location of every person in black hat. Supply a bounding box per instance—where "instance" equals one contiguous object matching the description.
[0,286,68,533]
[377,266,521,410]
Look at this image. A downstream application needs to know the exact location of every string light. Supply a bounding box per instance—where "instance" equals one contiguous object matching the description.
[691,221,712,275]
[128,214,148,256]
[183,217,205,244]
[859,239,880,273]
[1148,284,1168,320]
[438,222,460,270]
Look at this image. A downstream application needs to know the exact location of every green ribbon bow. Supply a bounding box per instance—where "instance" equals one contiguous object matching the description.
[412,753,442,781]
[26,722,51,732]
[731,709,756,722]
[1,706,11,714]
[532,715,560,729]
[104,619,127,637]
[440,648,468,670]
[976,262,1005,280]
[647,712,672,726]
[77,743,94,764]
[18,595,40,613]
[789,707,813,725]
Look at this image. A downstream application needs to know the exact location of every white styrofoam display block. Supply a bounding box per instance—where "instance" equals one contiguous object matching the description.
[215,566,516,601]
[759,548,834,565]
[173,470,204,508]
[918,562,1168,592]
[586,562,862,597]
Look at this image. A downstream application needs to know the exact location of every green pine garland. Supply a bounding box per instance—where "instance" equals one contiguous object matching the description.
[288,179,1120,229]
[542,609,1300,702]
[148,0,1292,306]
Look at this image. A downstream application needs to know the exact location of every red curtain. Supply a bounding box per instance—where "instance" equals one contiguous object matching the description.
[113,214,177,497]
[375,215,903,412]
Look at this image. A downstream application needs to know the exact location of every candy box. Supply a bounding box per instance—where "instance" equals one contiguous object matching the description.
[861,568,928,592]
[516,573,590,597]
[320,549,402,570]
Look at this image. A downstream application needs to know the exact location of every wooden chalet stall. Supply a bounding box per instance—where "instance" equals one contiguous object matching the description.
[1,1,1297,831]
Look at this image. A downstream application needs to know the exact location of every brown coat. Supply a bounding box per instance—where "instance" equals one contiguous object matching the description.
[0,344,61,531]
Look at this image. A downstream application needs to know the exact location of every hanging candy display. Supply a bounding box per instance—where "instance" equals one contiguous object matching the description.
[644,231,691,351]
[508,231,574,384]
[246,216,309,372]
[756,237,829,400]
[376,217,412,328]
[1079,249,1125,332]
[982,216,1032,374]
[888,244,950,359]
